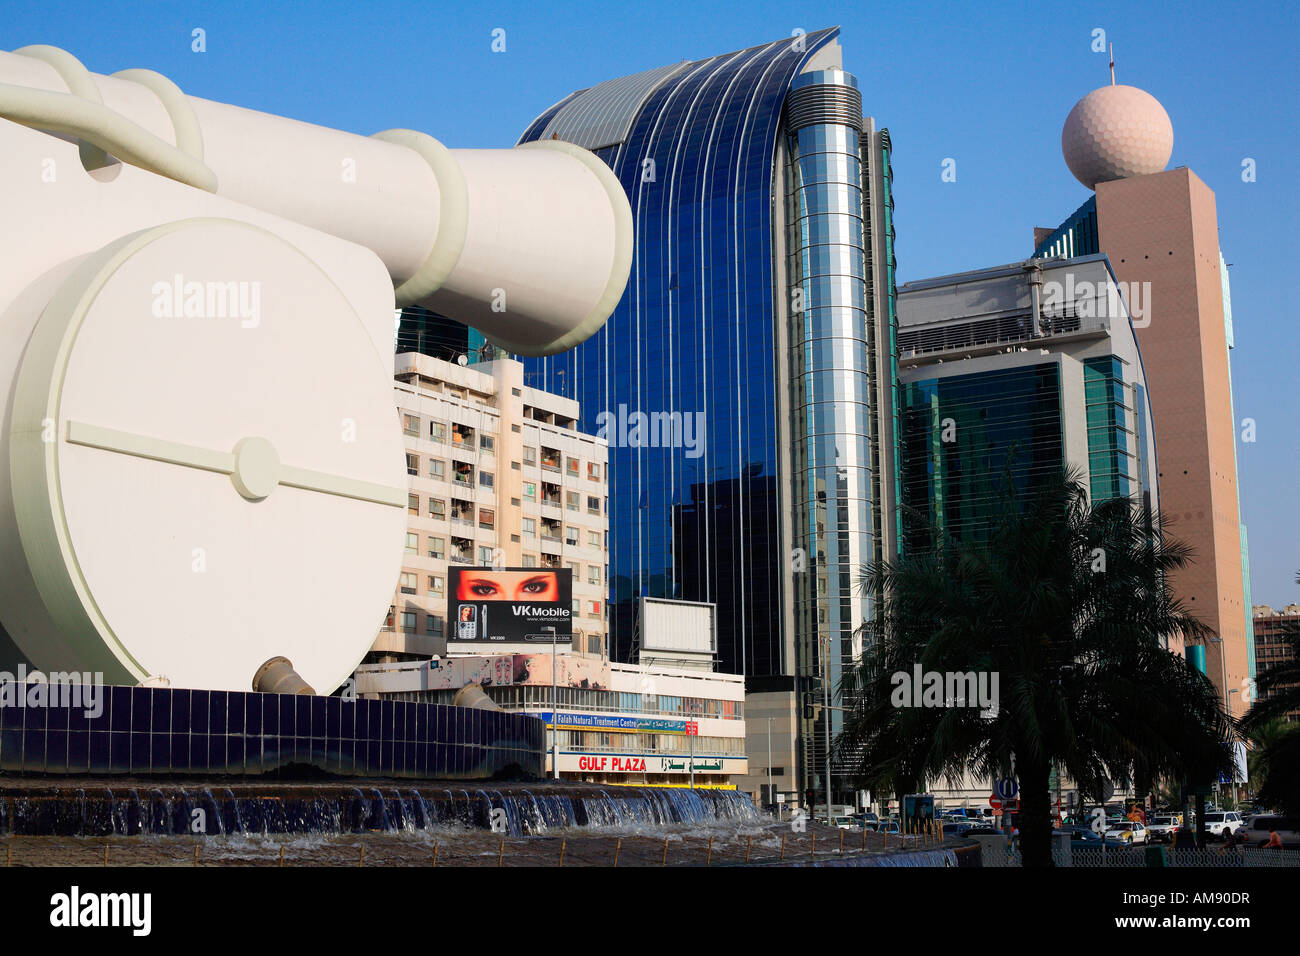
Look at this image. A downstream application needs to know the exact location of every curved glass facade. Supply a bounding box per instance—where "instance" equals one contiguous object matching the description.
[783,69,873,761]
[518,30,842,678]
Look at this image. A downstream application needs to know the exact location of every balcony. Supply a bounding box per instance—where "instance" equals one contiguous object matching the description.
[540,482,561,508]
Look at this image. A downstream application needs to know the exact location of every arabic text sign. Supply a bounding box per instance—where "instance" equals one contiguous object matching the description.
[566,754,735,774]
[537,711,693,734]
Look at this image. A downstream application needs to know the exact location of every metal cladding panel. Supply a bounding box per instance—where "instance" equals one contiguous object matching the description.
[641,599,716,654]
[518,90,583,144]
[785,70,862,131]
[533,62,692,150]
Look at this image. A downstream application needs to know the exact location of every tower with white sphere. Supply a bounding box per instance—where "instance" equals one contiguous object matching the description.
[1035,72,1252,723]
[1061,84,1174,189]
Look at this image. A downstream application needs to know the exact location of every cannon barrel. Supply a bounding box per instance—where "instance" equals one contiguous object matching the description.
[452,683,503,712]
[0,45,631,355]
[252,656,317,696]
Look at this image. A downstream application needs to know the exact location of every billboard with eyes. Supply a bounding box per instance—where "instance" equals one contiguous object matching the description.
[447,567,573,645]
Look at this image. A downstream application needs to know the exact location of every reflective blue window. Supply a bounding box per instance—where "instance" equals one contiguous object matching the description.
[518,30,841,676]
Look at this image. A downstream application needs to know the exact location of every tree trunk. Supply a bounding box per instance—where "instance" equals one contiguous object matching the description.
[1195,792,1208,850]
[1018,757,1055,867]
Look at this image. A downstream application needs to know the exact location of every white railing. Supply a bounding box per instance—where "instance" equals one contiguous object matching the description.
[984,843,1299,867]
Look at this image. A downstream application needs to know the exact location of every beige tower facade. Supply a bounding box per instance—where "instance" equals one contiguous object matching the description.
[1094,168,1248,717]
[370,352,609,663]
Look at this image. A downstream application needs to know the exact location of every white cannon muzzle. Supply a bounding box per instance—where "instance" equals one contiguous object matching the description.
[0,44,632,355]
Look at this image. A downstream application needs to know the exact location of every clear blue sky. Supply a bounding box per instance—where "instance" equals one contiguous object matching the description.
[5,0,1296,605]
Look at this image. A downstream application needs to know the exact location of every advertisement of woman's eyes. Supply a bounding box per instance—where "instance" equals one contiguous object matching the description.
[447,567,572,644]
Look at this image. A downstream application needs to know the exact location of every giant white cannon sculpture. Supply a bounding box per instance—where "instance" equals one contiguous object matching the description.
[0,45,632,692]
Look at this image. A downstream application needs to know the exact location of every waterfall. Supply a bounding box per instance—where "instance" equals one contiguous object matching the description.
[0,783,761,837]
[222,788,243,834]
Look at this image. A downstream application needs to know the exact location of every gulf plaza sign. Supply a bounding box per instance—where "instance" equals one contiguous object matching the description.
[572,754,736,774]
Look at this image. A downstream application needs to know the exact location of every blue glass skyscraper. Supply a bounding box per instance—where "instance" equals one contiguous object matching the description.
[516,29,899,800]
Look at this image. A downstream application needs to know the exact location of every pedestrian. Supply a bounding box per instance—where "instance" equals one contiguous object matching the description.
[1266,830,1283,849]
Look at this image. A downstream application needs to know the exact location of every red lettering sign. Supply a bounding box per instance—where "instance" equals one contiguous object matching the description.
[579,755,650,772]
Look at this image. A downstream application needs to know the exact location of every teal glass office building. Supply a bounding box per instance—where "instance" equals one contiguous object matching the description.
[897,256,1159,554]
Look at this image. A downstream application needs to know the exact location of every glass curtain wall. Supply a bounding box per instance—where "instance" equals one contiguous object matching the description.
[783,70,873,802]
[517,30,841,677]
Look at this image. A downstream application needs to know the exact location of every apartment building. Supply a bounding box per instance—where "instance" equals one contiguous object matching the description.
[1252,604,1300,722]
[369,351,609,663]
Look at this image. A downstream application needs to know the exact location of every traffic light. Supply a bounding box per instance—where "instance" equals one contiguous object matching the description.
[802,692,821,721]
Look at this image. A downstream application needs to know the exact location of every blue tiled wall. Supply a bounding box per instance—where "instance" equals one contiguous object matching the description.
[0,685,545,779]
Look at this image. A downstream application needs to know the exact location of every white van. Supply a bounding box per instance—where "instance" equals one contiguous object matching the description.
[1242,814,1299,847]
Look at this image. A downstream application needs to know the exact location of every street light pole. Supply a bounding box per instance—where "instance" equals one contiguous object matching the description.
[1209,636,1231,718]
[548,625,559,780]
[689,712,694,790]
[767,716,774,817]
[1227,687,1240,805]
[822,634,832,822]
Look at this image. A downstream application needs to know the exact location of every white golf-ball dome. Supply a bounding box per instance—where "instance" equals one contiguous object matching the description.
[1061,84,1173,189]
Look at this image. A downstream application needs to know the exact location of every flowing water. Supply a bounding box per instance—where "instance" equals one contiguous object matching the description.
[0,782,760,837]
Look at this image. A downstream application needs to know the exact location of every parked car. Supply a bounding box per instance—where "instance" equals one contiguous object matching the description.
[1104,821,1149,844]
[1241,814,1300,847]
[1203,811,1244,841]
[1147,815,1181,844]
[1063,826,1111,846]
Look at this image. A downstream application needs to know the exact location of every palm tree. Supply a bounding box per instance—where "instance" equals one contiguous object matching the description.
[836,467,1232,867]
[1238,571,1300,817]
[1246,718,1291,793]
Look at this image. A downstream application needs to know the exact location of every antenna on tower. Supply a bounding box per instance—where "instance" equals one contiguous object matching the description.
[1109,42,1116,85]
